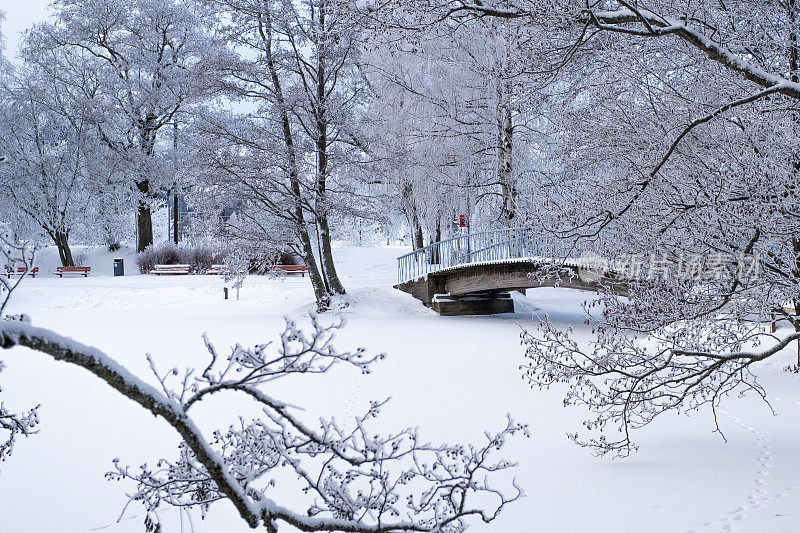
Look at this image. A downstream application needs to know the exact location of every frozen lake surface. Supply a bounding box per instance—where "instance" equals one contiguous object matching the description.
[1,245,799,532]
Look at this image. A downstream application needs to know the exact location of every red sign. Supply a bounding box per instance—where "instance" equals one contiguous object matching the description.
[458,214,468,228]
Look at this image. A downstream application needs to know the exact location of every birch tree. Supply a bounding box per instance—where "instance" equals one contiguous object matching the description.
[198,0,371,308]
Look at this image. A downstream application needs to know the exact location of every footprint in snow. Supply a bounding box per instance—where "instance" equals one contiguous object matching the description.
[695,410,775,532]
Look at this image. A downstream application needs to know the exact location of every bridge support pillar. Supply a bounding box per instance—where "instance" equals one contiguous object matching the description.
[431,295,514,316]
[395,276,515,316]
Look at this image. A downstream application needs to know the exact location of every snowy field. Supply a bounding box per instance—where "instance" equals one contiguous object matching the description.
[2,245,800,532]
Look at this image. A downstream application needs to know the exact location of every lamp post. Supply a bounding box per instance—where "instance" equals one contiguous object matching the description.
[173,192,179,244]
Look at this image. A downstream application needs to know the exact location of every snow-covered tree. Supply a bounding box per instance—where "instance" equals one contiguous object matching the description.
[284,0,367,295]
[196,0,373,309]
[24,0,221,252]
[411,0,800,455]
[359,0,562,246]
[0,66,102,266]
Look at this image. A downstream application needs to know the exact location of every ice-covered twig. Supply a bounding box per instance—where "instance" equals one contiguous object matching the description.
[0,227,37,317]
[521,309,786,456]
[0,357,39,469]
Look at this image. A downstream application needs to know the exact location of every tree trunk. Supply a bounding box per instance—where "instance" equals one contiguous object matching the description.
[313,0,346,296]
[298,223,330,310]
[414,225,424,250]
[401,182,425,250]
[790,0,799,86]
[317,217,345,294]
[136,118,158,253]
[260,1,332,310]
[497,80,516,227]
[429,220,441,264]
[794,299,800,371]
[173,192,179,245]
[790,0,799,369]
[136,180,154,253]
[53,230,75,267]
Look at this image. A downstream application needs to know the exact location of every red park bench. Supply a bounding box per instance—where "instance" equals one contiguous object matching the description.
[150,264,191,275]
[272,264,308,277]
[4,267,39,278]
[54,266,91,277]
[206,264,225,275]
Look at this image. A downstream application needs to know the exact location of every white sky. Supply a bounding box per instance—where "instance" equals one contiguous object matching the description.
[2,1,51,60]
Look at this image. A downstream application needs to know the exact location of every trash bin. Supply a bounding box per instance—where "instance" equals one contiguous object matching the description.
[113,258,124,276]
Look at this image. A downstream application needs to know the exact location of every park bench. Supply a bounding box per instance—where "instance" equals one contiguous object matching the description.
[206,264,225,275]
[150,264,191,275]
[272,264,308,277]
[54,266,91,277]
[4,267,39,278]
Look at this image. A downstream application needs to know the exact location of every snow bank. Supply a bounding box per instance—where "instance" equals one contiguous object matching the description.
[32,244,140,277]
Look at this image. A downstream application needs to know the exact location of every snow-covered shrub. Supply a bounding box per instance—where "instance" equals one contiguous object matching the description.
[135,244,171,273]
[234,250,301,276]
[277,251,303,266]
[223,251,250,300]
[189,243,226,273]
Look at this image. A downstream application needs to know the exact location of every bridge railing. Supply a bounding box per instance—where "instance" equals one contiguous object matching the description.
[397,228,587,284]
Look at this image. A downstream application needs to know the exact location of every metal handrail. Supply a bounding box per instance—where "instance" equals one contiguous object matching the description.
[396,228,592,284]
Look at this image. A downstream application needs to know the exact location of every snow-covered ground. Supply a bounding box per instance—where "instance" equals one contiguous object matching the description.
[2,245,800,532]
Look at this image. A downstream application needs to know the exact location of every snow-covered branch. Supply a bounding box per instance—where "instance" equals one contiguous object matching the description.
[0,320,262,527]
[0,356,39,468]
[584,7,800,101]
[572,84,786,238]
[521,312,790,456]
[0,318,526,531]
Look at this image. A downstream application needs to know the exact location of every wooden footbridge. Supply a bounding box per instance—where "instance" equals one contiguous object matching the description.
[394,228,628,315]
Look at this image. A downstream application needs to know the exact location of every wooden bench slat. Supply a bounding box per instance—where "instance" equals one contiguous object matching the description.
[272,264,308,277]
[151,264,191,275]
[4,267,38,278]
[54,266,91,277]
[203,264,225,274]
